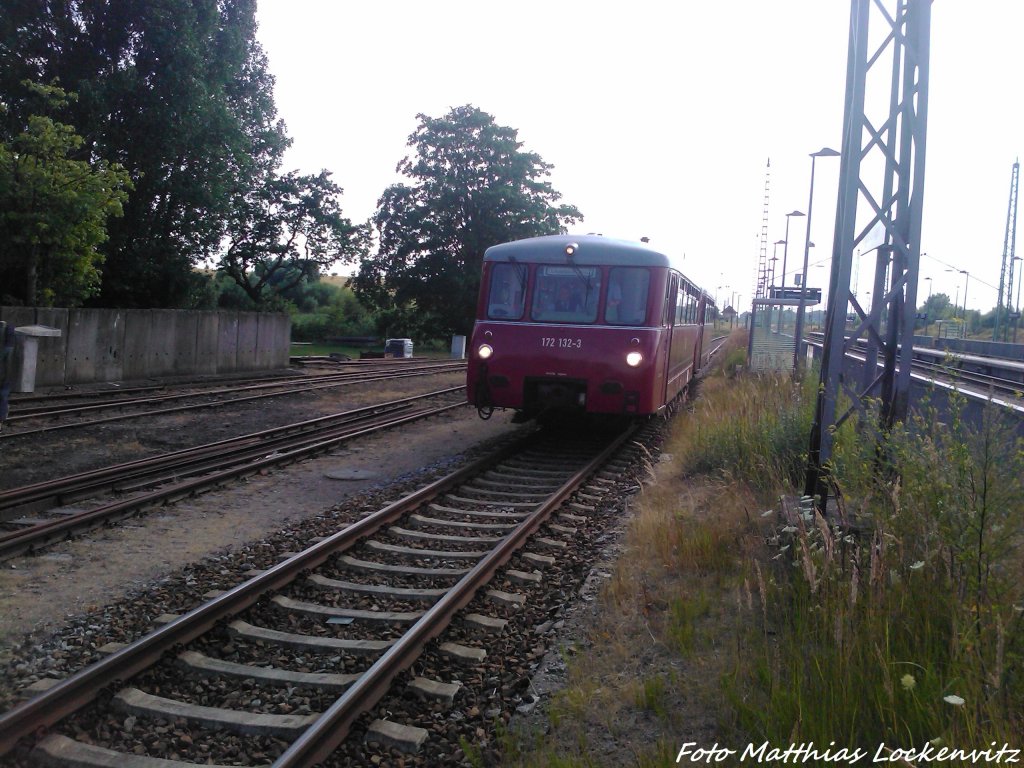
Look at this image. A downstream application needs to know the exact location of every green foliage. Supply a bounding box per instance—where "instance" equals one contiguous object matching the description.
[676,374,814,496]
[919,291,954,321]
[664,594,710,656]
[218,170,370,309]
[354,105,582,337]
[0,82,131,306]
[722,346,747,378]
[0,0,353,309]
[725,392,1024,749]
[289,281,377,342]
[633,674,671,719]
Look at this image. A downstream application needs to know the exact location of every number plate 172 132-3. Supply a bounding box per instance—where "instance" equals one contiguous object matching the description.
[541,337,582,349]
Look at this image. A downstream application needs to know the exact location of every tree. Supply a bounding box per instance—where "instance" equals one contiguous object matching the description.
[0,82,131,306]
[218,171,370,308]
[353,105,582,337]
[919,292,954,322]
[0,0,293,307]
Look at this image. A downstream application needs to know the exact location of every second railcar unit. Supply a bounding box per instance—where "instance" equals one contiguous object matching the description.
[467,234,714,421]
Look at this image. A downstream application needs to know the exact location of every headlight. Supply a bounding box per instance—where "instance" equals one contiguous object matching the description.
[626,351,643,367]
[478,344,494,359]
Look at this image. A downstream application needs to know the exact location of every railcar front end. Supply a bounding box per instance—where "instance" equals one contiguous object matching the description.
[467,235,678,420]
[470,321,668,419]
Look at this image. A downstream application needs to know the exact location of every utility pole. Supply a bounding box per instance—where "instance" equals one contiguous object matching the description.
[806,0,931,503]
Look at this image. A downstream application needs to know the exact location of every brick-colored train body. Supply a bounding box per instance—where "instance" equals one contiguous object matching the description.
[467,235,714,420]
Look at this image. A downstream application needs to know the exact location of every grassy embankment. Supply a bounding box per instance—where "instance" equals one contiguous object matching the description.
[500,331,1023,767]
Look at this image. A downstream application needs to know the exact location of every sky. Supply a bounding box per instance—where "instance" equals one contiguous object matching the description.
[254,1,1023,316]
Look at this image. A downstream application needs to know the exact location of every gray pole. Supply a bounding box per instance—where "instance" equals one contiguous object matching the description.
[777,211,805,333]
[960,269,969,332]
[794,148,840,370]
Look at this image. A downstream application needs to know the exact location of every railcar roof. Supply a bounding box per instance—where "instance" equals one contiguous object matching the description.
[484,235,672,268]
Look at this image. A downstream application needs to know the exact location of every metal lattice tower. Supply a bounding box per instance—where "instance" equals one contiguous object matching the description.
[806,0,932,501]
[994,160,1019,342]
[753,159,772,300]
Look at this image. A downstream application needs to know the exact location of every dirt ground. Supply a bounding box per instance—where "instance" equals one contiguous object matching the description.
[0,368,524,645]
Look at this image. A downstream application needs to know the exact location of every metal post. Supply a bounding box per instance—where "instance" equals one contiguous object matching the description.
[795,148,840,370]
[960,269,969,332]
[777,211,805,334]
[806,0,931,500]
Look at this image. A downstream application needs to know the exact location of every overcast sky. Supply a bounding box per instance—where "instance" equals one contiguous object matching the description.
[254,1,1022,314]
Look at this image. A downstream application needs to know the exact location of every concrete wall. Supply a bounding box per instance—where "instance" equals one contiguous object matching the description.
[66,308,125,384]
[0,306,289,386]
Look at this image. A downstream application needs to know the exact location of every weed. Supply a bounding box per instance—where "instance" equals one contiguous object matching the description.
[665,594,710,656]
[632,675,670,718]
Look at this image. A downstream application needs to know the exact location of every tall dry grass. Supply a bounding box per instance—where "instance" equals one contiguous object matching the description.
[718,379,1024,750]
[502,335,1022,765]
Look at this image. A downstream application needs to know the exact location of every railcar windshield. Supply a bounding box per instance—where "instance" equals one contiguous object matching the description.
[530,265,601,323]
[486,263,528,320]
[605,267,650,325]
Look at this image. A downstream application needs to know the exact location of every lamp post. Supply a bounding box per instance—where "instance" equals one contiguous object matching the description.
[959,269,970,331]
[947,267,961,339]
[770,240,786,292]
[1014,256,1023,342]
[923,276,932,335]
[778,210,805,333]
[794,148,839,370]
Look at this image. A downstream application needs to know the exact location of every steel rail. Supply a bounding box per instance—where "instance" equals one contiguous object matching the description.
[0,386,464,515]
[5,366,381,406]
[275,422,640,767]
[8,372,319,412]
[805,338,1024,402]
[6,362,463,423]
[0,364,465,440]
[8,361,441,408]
[0,428,539,757]
[0,400,466,561]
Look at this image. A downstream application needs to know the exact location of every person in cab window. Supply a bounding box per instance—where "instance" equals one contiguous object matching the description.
[554,284,580,312]
[607,282,623,320]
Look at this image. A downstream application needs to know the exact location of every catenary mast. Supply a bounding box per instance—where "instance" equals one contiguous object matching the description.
[805,0,932,502]
[994,160,1019,342]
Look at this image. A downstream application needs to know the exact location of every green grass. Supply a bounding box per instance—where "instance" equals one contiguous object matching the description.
[717,375,1024,749]
[498,333,1022,765]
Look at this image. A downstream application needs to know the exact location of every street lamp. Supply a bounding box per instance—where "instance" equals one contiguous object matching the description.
[794,147,840,369]
[1012,256,1023,342]
[959,269,970,333]
[778,210,805,332]
[770,240,786,291]
[923,276,932,335]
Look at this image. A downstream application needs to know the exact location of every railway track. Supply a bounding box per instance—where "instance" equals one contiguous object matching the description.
[908,356,1023,398]
[2,360,465,439]
[805,333,1024,398]
[0,421,649,766]
[0,388,468,561]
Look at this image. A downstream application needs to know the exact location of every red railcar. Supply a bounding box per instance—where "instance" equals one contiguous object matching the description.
[467,235,714,421]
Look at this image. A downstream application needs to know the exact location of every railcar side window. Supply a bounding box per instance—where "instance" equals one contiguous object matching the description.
[487,263,527,320]
[531,265,601,323]
[606,268,650,325]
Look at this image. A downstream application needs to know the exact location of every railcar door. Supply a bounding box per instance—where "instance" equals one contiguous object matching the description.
[694,295,707,373]
[662,273,679,407]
